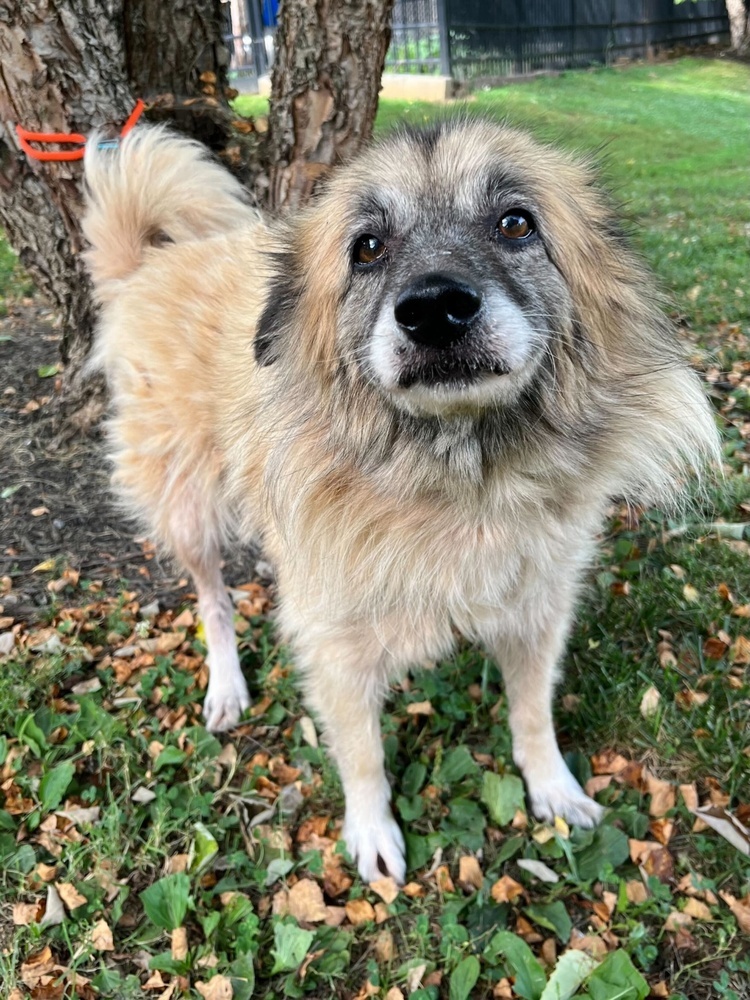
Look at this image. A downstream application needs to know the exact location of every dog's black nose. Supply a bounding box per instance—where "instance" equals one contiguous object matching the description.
[394,273,483,348]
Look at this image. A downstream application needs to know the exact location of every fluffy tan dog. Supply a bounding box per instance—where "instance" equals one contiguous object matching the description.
[83,121,718,883]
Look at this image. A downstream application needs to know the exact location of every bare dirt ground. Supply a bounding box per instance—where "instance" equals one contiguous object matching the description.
[0,301,258,621]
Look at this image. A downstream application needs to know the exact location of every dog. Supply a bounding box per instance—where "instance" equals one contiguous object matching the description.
[83,120,718,884]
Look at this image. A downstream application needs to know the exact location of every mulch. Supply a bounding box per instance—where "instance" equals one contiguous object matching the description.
[0,300,258,621]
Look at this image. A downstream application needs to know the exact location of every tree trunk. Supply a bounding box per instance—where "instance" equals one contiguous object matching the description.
[0,0,395,427]
[265,0,395,210]
[725,0,750,55]
[0,0,134,428]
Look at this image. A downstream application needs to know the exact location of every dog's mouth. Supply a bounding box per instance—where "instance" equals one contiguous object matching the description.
[396,348,512,390]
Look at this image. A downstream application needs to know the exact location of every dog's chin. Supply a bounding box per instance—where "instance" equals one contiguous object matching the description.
[387,362,523,417]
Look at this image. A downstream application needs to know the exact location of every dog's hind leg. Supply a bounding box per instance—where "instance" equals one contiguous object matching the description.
[189,556,250,732]
[295,628,406,884]
[490,617,603,828]
[161,493,250,732]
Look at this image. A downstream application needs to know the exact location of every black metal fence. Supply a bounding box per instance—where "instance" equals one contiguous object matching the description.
[225,0,729,88]
[386,0,448,74]
[446,0,729,81]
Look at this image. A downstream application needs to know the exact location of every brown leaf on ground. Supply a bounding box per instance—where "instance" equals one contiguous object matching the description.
[515,915,543,943]
[731,635,750,664]
[665,910,693,933]
[703,636,729,659]
[491,875,524,903]
[645,774,676,817]
[458,855,483,890]
[288,878,328,923]
[345,898,375,926]
[719,891,750,934]
[585,774,614,797]
[591,749,629,775]
[643,846,674,883]
[679,783,699,810]
[56,882,87,911]
[493,979,514,998]
[692,805,750,855]
[676,873,718,905]
[385,989,405,1000]
[675,688,709,710]
[625,880,648,904]
[649,818,674,845]
[13,901,42,925]
[406,700,434,716]
[433,864,455,893]
[374,901,390,923]
[91,918,115,951]
[569,929,607,958]
[324,906,347,927]
[402,881,425,898]
[374,928,396,962]
[21,946,56,988]
[370,876,400,904]
[196,976,233,1000]
[171,926,188,960]
[683,898,713,921]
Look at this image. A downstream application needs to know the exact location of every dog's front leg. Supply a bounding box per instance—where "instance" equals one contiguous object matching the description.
[489,620,603,828]
[296,633,406,885]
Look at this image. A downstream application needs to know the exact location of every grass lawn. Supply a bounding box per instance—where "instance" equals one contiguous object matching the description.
[2,57,750,999]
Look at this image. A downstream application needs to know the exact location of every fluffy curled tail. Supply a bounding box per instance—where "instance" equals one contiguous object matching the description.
[83,126,258,303]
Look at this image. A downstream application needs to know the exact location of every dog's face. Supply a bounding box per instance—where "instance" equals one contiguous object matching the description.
[256,120,642,422]
[337,126,576,417]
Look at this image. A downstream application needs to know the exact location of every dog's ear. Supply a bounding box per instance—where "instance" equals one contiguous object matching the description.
[255,254,300,366]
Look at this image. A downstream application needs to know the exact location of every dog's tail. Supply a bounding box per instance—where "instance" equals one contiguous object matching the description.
[83,126,258,303]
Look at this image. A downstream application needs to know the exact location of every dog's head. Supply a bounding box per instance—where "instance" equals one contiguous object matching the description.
[256,119,667,422]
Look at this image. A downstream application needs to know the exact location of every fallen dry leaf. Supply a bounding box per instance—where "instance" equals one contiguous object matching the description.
[406,700,433,716]
[91,918,115,951]
[385,989,405,1000]
[625,880,649,904]
[20,946,56,988]
[13,901,42,926]
[720,891,750,934]
[491,874,524,903]
[40,883,66,926]
[731,635,750,664]
[692,805,750,856]
[458,855,483,890]
[646,774,676,818]
[665,910,693,933]
[640,686,661,718]
[171,926,188,960]
[374,928,396,962]
[196,976,233,1000]
[56,882,87,911]
[369,875,400,904]
[288,878,328,923]
[683,898,713,921]
[434,864,455,893]
[406,963,427,993]
[345,898,375,926]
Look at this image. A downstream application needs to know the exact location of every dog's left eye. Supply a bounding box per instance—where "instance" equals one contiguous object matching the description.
[353,234,387,267]
[497,210,535,240]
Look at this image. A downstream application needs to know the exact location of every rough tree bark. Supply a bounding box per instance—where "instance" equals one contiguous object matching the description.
[0,0,255,428]
[725,0,750,54]
[266,0,395,210]
[0,0,133,428]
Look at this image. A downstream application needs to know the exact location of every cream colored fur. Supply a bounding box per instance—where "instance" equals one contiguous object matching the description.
[83,124,719,883]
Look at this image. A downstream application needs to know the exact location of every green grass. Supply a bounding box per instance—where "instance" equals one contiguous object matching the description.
[3,57,750,1000]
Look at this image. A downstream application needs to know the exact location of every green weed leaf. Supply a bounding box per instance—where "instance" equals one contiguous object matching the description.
[450,955,480,1000]
[486,930,546,1000]
[585,950,649,1000]
[271,921,314,974]
[39,761,75,812]
[140,873,192,930]
[481,771,525,826]
[524,901,572,943]
[540,950,599,1000]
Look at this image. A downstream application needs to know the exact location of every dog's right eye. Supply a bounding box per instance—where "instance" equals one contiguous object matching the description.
[353,234,387,267]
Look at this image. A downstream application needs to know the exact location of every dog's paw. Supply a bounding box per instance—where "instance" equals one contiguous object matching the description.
[203,673,251,732]
[527,766,604,829]
[342,808,406,885]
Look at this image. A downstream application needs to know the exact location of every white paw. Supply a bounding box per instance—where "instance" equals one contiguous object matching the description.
[203,673,250,732]
[342,808,406,885]
[526,766,604,828]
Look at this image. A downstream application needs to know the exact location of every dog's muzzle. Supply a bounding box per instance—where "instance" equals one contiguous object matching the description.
[394,272,483,349]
